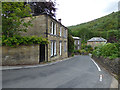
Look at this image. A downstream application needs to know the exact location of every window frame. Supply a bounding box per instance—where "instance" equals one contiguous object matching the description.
[50,22,54,34]
[54,23,56,35]
[54,41,57,55]
[78,40,80,45]
[51,41,57,57]
[59,41,62,55]
[50,21,57,35]
[51,41,54,57]
[60,27,62,37]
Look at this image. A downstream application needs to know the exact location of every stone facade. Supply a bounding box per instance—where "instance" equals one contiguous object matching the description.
[22,14,68,62]
[92,56,119,81]
[21,15,46,38]
[72,37,81,50]
[87,41,106,48]
[87,37,107,48]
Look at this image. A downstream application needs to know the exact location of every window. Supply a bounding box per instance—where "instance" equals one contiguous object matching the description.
[59,42,62,55]
[64,41,67,52]
[60,27,62,36]
[50,22,53,34]
[51,41,53,56]
[54,41,56,55]
[64,29,67,38]
[54,24,56,35]
[74,40,76,45]
[78,40,80,44]
[50,21,56,35]
[51,41,57,57]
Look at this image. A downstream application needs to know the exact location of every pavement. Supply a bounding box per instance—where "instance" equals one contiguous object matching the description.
[1,55,119,88]
[1,56,72,71]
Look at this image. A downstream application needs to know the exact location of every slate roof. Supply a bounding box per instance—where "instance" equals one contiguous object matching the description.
[72,36,80,40]
[88,37,107,42]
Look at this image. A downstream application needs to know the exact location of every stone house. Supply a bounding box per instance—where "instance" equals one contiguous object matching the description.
[72,36,81,50]
[22,14,68,62]
[87,37,107,48]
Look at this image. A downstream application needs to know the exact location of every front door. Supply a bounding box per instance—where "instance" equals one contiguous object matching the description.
[40,44,45,62]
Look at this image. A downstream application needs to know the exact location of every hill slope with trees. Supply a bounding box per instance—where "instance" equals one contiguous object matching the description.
[68,11,120,43]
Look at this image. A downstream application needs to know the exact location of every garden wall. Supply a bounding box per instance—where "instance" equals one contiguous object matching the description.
[92,56,120,83]
[92,56,119,74]
[2,45,39,66]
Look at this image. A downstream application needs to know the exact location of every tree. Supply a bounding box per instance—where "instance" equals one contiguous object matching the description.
[107,30,120,43]
[0,2,2,34]
[28,1,57,17]
[68,34,74,52]
[78,28,93,41]
[2,2,32,37]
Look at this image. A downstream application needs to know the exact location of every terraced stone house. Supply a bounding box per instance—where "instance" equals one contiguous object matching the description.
[72,36,81,50]
[87,37,107,48]
[22,14,68,62]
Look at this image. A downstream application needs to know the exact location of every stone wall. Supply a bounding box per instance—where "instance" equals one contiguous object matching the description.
[87,41,106,48]
[2,45,39,66]
[92,56,119,80]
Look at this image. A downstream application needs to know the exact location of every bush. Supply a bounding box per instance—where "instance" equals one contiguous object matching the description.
[72,53,74,57]
[2,35,48,47]
[109,54,118,60]
[92,43,119,59]
[92,47,102,57]
[80,49,89,55]
[73,50,81,55]
[101,43,119,58]
[77,50,81,53]
[81,44,93,53]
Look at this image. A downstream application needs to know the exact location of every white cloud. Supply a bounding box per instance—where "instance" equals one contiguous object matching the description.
[55,0,119,26]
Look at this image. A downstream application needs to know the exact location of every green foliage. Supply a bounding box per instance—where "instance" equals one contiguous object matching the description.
[92,47,102,57]
[81,44,93,53]
[68,11,120,42]
[72,53,75,57]
[68,34,74,52]
[0,35,2,46]
[109,54,118,60]
[92,43,119,59]
[73,50,81,54]
[2,35,48,47]
[2,2,33,37]
[100,43,119,57]
[80,49,88,55]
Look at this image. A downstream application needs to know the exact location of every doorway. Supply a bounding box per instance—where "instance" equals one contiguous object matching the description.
[40,44,45,62]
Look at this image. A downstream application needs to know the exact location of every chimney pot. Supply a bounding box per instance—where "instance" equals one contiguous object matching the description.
[58,19,61,23]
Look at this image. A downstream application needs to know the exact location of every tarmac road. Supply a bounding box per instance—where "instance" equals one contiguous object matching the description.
[2,55,117,88]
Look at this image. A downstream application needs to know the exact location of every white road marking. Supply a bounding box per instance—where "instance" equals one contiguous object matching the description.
[90,58,101,71]
[99,75,103,82]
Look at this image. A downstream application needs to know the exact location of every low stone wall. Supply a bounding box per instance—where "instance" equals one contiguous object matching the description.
[2,45,39,66]
[92,56,120,83]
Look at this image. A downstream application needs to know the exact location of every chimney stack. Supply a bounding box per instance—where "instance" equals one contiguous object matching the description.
[58,19,61,23]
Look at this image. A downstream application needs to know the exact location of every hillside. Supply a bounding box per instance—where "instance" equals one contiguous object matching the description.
[69,11,118,31]
[68,11,119,42]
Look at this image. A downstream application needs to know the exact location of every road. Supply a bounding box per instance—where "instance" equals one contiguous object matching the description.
[2,55,116,88]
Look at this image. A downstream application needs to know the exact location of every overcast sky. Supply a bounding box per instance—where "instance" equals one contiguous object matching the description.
[55,0,119,26]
